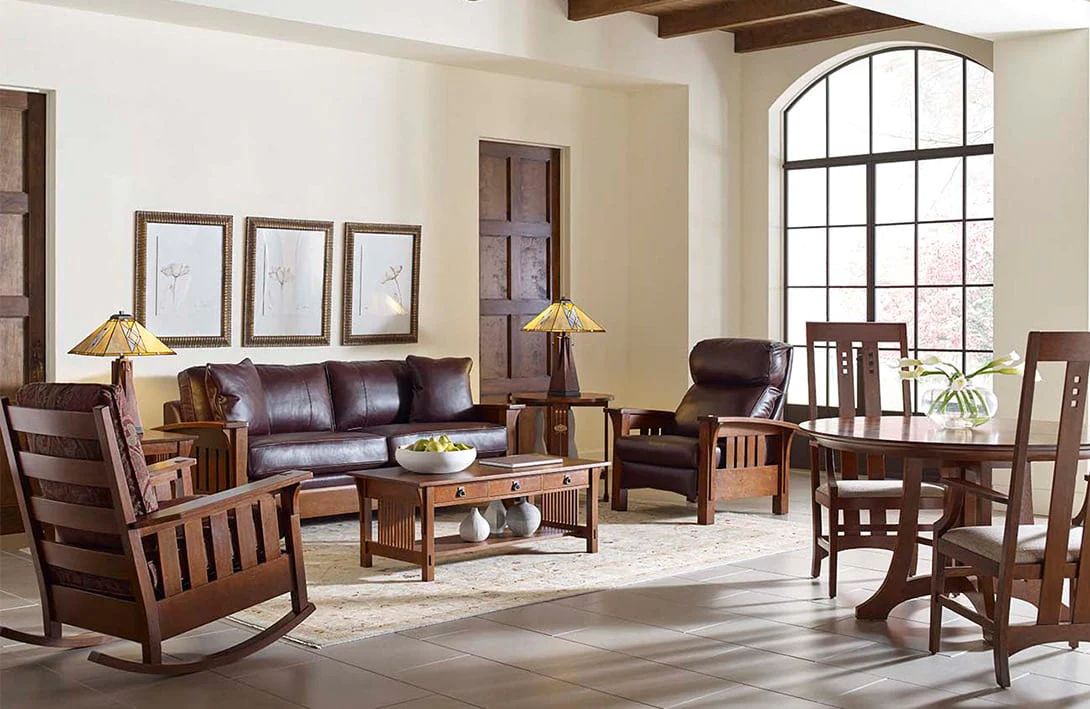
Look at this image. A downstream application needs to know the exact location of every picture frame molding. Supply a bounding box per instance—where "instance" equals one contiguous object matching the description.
[133,210,233,348]
[342,221,421,345]
[243,216,334,347]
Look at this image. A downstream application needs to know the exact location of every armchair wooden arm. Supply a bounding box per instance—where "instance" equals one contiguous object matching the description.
[473,402,525,455]
[134,470,312,533]
[696,415,795,523]
[606,408,675,437]
[935,476,1011,505]
[146,456,196,499]
[155,421,249,493]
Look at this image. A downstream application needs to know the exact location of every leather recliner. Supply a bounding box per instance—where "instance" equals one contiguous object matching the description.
[609,338,796,525]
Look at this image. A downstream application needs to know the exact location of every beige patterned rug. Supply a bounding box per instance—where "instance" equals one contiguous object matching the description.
[229,499,809,647]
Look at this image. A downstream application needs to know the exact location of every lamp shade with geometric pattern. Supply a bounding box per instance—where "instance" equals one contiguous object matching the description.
[69,312,175,433]
[521,298,604,397]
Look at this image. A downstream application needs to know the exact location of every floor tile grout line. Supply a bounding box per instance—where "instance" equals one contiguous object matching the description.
[458,613,888,706]
[408,631,663,708]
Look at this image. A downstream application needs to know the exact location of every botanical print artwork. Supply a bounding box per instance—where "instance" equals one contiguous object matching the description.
[135,212,231,347]
[343,223,420,344]
[253,228,326,337]
[355,233,413,335]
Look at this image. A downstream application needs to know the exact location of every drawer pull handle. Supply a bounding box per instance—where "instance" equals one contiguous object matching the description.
[563,475,572,485]
[456,487,466,498]
[511,481,521,492]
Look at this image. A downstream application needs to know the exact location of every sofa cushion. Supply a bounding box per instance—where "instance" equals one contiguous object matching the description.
[407,356,475,422]
[248,431,388,479]
[364,422,508,458]
[327,360,412,430]
[614,434,721,470]
[256,363,335,434]
[206,358,270,435]
[177,366,214,422]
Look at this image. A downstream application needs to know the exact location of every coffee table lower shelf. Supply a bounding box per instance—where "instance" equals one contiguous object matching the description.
[352,459,605,581]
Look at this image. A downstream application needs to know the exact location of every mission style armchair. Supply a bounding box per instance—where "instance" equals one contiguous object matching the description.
[609,338,796,525]
[0,383,314,675]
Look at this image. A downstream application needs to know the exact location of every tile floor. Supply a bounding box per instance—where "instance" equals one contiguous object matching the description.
[1,474,1088,709]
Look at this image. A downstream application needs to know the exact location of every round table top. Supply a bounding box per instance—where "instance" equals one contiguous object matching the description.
[799,415,1090,462]
[510,391,614,405]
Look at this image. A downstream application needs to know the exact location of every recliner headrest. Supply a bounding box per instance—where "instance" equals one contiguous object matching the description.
[688,338,792,388]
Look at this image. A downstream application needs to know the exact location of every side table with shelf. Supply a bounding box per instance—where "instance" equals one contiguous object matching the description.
[509,391,614,500]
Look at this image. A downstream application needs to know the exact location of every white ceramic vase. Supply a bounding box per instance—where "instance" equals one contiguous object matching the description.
[505,498,541,537]
[483,500,507,535]
[459,507,490,543]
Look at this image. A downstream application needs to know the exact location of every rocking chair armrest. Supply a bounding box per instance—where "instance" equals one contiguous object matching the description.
[133,471,312,533]
[146,457,196,496]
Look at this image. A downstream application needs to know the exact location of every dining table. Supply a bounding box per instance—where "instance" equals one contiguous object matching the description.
[798,414,1090,621]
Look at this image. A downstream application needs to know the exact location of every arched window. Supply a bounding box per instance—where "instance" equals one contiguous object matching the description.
[782,47,994,410]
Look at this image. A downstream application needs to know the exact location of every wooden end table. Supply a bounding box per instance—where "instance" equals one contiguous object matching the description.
[349,458,607,581]
[140,429,196,463]
[509,391,614,501]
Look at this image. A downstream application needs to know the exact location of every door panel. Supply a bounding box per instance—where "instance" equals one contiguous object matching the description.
[478,141,560,400]
[0,90,47,534]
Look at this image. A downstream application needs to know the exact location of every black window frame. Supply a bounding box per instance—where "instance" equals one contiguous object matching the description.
[782,46,994,417]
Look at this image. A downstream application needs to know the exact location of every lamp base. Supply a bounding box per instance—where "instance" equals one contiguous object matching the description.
[547,333,581,398]
[111,357,144,434]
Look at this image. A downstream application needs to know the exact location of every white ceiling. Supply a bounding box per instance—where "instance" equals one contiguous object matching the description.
[842,0,1090,39]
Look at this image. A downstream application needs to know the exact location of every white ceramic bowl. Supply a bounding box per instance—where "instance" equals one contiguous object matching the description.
[394,445,477,474]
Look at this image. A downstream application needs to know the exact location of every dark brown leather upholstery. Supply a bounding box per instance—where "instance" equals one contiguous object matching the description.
[206,358,270,435]
[364,422,508,458]
[248,431,387,479]
[256,363,335,434]
[616,338,792,497]
[673,339,791,437]
[407,356,475,422]
[327,360,412,430]
[169,358,516,517]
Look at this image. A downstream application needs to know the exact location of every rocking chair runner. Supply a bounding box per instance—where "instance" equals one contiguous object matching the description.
[0,383,314,675]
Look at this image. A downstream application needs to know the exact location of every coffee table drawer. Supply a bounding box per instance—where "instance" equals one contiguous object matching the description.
[435,482,488,504]
[541,469,589,491]
[487,476,541,496]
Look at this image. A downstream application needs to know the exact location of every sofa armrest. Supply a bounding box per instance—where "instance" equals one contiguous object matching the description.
[154,421,249,492]
[606,408,675,437]
[472,403,525,455]
[163,400,183,425]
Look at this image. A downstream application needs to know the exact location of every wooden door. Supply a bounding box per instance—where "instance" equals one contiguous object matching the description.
[0,90,47,534]
[478,141,560,399]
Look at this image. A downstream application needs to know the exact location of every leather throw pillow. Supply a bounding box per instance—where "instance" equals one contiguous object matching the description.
[407,355,475,423]
[205,358,271,435]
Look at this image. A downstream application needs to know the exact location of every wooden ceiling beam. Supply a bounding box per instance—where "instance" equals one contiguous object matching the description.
[658,0,843,39]
[567,0,673,21]
[732,8,917,52]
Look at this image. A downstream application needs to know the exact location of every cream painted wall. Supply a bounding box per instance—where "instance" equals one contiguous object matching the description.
[0,0,647,457]
[737,26,993,341]
[993,30,1090,512]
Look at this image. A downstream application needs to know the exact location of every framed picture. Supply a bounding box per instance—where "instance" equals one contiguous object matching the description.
[243,216,333,346]
[134,211,232,348]
[343,222,421,345]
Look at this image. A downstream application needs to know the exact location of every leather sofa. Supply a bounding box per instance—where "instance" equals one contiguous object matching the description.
[609,338,796,524]
[162,355,522,519]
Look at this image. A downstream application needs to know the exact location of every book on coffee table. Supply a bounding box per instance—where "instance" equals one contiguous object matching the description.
[478,454,564,470]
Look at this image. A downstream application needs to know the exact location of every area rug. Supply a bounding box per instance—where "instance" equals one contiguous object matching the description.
[228,498,809,647]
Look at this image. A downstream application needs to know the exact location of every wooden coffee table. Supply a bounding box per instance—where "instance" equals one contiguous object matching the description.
[349,458,607,581]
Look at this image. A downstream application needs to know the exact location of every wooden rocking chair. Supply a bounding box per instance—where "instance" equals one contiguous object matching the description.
[0,383,314,675]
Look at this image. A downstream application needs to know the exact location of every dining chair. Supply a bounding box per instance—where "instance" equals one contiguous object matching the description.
[806,321,946,597]
[929,331,1089,687]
